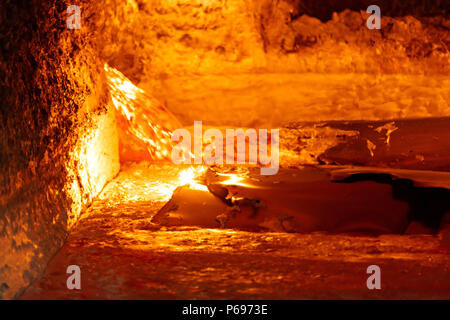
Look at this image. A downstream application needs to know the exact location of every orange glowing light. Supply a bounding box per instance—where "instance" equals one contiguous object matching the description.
[178,166,208,191]
[216,172,254,188]
[104,64,182,161]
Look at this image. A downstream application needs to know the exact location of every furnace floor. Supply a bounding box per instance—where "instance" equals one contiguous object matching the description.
[22,162,450,299]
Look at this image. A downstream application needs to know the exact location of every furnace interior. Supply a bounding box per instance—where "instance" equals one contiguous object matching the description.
[0,0,449,299]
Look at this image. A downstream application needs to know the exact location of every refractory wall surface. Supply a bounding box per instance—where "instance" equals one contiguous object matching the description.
[91,0,449,126]
[0,0,119,299]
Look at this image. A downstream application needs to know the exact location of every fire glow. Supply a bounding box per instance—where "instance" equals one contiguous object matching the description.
[178,166,209,191]
[104,64,181,161]
[105,64,280,177]
[104,64,256,196]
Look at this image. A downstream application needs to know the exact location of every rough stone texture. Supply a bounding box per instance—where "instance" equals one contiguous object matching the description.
[178,117,450,172]
[268,0,448,22]
[96,0,449,78]
[84,0,450,127]
[284,117,450,171]
[148,74,450,127]
[0,1,119,299]
[1,0,448,299]
[21,163,450,299]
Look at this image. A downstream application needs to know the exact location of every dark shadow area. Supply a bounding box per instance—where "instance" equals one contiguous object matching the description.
[292,0,448,22]
[337,173,450,231]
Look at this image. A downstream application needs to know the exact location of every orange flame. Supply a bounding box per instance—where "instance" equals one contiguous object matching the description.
[178,166,208,191]
[104,64,182,161]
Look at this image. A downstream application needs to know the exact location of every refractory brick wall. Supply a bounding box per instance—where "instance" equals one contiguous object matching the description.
[0,0,119,299]
[91,0,449,126]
